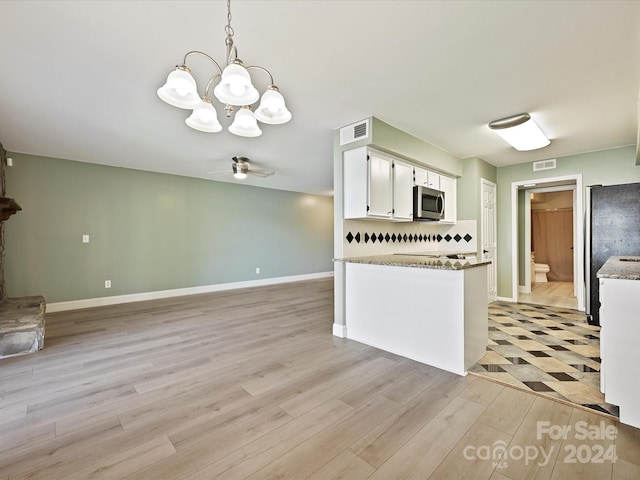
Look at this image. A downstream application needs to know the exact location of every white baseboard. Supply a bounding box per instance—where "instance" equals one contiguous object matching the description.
[332,323,347,338]
[47,271,334,313]
[496,296,516,303]
[518,286,531,294]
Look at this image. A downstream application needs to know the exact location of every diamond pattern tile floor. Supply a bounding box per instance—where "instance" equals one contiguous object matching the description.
[469,301,619,419]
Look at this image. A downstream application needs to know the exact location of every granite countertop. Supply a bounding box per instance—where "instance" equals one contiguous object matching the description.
[597,256,640,280]
[335,254,491,271]
[399,250,478,257]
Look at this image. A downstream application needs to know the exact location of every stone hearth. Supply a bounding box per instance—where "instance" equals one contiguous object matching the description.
[0,142,47,359]
[0,296,46,358]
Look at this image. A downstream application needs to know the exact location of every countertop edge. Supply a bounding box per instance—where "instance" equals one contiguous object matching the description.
[334,254,491,271]
[597,256,640,281]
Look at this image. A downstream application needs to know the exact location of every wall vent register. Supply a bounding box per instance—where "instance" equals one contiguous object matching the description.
[533,159,557,171]
[340,119,370,146]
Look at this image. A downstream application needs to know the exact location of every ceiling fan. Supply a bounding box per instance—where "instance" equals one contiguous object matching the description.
[208,156,275,180]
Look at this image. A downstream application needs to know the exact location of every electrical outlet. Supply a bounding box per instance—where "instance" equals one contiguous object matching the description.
[105,280,111,288]
[255,267,260,274]
[82,234,90,243]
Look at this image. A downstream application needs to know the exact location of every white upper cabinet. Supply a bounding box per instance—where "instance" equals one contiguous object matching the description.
[413,166,429,187]
[393,161,414,220]
[344,146,456,223]
[413,167,440,190]
[343,147,411,221]
[439,174,457,224]
[344,147,392,220]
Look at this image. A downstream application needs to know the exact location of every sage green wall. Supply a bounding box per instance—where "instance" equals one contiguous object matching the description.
[370,117,462,177]
[456,156,497,255]
[458,157,497,220]
[496,145,640,299]
[5,153,334,303]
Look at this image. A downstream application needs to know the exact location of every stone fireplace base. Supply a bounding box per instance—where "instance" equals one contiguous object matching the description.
[0,296,46,359]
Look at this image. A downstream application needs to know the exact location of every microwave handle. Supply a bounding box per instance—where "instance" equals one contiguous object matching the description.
[437,193,445,216]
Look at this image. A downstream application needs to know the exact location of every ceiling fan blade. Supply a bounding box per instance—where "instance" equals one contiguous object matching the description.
[248,168,275,178]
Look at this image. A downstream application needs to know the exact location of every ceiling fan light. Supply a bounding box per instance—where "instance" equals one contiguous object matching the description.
[255,87,292,125]
[228,107,262,137]
[157,66,202,109]
[185,97,222,133]
[232,161,249,179]
[488,113,550,151]
[213,62,260,106]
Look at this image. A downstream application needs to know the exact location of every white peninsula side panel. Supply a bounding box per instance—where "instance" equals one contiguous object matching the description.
[345,262,487,375]
[599,276,640,428]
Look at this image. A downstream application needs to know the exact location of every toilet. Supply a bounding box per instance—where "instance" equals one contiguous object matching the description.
[531,252,550,283]
[534,263,550,283]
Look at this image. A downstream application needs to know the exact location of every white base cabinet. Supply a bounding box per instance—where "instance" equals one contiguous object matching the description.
[599,277,640,428]
[345,262,488,375]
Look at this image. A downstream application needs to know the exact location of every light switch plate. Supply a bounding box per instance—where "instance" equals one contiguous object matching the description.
[82,234,90,243]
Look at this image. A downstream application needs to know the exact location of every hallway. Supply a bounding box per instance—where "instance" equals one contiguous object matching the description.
[519,281,577,309]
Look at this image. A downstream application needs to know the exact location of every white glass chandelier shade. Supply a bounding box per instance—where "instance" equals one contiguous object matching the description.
[488,113,550,151]
[185,97,222,133]
[157,67,203,109]
[255,87,292,125]
[233,171,248,180]
[213,62,260,106]
[228,106,262,137]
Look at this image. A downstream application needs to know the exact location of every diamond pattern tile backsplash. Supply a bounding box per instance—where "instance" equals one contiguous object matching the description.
[342,219,477,257]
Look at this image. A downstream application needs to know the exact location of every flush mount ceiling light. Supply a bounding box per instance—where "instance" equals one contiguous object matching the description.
[488,113,550,151]
[157,0,291,138]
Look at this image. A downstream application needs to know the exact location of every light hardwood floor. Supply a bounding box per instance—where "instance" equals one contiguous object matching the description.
[1,278,638,479]
[519,281,578,309]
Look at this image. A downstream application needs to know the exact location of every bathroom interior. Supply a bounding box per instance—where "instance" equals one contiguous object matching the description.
[521,189,578,309]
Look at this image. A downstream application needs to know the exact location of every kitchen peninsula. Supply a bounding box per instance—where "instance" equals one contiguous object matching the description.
[598,256,640,428]
[336,254,490,375]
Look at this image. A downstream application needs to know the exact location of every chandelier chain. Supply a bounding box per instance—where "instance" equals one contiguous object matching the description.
[225,0,234,38]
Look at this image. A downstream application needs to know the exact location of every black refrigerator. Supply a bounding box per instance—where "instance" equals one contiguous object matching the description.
[585,182,640,326]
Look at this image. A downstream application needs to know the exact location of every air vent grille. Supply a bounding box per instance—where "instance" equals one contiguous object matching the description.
[340,119,369,146]
[354,122,367,139]
[533,159,556,171]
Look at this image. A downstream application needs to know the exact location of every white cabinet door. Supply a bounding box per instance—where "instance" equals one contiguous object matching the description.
[439,175,457,224]
[368,153,392,218]
[393,161,413,220]
[427,170,440,190]
[343,147,392,219]
[413,167,429,187]
[414,167,440,190]
[343,146,369,219]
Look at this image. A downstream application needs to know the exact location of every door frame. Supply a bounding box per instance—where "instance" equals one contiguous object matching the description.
[523,184,576,294]
[510,174,584,311]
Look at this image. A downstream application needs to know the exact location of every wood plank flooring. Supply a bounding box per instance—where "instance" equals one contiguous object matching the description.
[1,278,638,479]
[519,281,578,309]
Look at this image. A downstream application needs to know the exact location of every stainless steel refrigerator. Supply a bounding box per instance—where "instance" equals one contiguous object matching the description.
[585,182,640,325]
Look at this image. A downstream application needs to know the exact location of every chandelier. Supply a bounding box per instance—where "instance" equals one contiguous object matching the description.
[157,0,291,137]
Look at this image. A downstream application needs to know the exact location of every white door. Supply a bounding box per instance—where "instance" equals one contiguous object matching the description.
[481,179,497,302]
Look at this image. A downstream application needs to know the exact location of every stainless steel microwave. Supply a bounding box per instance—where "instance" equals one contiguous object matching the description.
[413,185,445,221]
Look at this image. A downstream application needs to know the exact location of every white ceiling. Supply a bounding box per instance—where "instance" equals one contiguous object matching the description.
[1,1,639,195]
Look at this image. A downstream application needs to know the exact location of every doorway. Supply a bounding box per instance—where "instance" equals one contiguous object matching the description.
[521,187,577,309]
[510,175,585,311]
